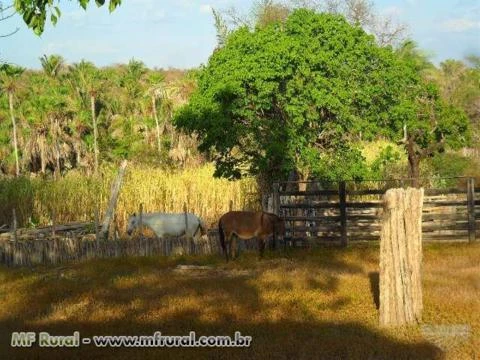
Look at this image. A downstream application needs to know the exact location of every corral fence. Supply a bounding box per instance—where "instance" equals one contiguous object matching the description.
[1,176,478,267]
[271,177,478,247]
[0,235,226,267]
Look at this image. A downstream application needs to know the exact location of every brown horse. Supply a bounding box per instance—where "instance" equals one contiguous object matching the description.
[218,211,285,261]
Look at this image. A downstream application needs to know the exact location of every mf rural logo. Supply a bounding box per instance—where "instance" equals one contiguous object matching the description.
[11,331,80,347]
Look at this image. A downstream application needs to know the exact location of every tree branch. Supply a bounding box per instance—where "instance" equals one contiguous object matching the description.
[0,27,19,37]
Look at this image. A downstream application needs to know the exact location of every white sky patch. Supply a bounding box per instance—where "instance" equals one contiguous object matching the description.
[153,9,166,21]
[200,4,212,14]
[42,41,119,56]
[129,0,156,5]
[381,5,403,17]
[441,18,480,32]
[62,9,87,27]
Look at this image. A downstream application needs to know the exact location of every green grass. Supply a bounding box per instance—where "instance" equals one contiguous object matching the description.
[0,242,478,359]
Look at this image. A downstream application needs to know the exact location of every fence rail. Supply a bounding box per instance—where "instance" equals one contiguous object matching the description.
[273,177,478,247]
[1,177,478,266]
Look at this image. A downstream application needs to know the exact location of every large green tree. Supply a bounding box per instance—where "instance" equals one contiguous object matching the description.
[175,10,470,187]
[175,10,406,184]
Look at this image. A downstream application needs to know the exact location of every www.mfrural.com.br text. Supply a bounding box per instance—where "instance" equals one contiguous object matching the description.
[11,331,252,348]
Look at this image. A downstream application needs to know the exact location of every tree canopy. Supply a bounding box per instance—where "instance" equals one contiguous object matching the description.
[175,9,470,185]
[14,0,121,35]
[173,11,395,182]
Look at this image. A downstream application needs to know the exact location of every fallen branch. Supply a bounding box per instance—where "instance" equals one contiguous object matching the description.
[0,222,100,241]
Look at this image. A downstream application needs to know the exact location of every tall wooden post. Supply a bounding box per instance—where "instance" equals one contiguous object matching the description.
[273,183,280,216]
[184,202,193,254]
[272,183,280,250]
[380,188,423,326]
[467,178,476,243]
[339,181,347,247]
[12,208,17,242]
[94,204,100,244]
[51,208,56,239]
[139,203,144,240]
[101,160,128,240]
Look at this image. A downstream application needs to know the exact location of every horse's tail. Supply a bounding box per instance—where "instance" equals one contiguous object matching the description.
[218,219,228,262]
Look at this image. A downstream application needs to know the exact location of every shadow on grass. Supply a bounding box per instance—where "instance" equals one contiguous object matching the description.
[0,317,444,360]
[0,250,443,360]
[369,271,380,310]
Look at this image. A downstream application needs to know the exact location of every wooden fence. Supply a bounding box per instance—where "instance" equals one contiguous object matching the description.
[0,232,228,267]
[1,177,478,266]
[272,177,478,247]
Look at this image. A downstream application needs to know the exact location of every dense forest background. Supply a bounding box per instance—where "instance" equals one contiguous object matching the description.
[0,59,205,175]
[1,53,478,180]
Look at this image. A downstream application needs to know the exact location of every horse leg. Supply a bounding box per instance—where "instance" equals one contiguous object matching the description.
[258,236,266,259]
[224,232,231,262]
[231,234,237,260]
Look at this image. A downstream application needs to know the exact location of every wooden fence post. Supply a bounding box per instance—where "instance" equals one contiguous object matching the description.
[380,188,423,326]
[467,178,476,243]
[184,202,194,254]
[339,181,347,247]
[12,208,17,242]
[94,204,100,244]
[113,213,118,241]
[183,202,189,236]
[101,160,128,240]
[51,208,56,239]
[139,203,143,240]
[273,183,280,216]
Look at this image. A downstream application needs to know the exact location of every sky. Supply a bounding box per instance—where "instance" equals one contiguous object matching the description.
[1,0,479,69]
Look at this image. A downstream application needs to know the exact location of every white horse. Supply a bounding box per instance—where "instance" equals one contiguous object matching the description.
[126,212,207,240]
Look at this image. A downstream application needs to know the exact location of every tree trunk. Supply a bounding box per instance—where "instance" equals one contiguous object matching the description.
[40,135,46,175]
[73,140,82,168]
[407,138,420,188]
[152,95,162,154]
[380,187,423,326]
[51,117,61,178]
[100,160,128,240]
[91,95,99,175]
[8,92,20,177]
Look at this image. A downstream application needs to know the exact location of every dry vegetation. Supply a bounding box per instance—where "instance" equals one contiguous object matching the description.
[0,242,478,359]
[0,164,257,232]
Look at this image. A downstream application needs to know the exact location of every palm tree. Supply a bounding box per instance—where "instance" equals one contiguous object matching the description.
[39,54,65,78]
[69,60,101,174]
[145,72,167,154]
[0,64,24,176]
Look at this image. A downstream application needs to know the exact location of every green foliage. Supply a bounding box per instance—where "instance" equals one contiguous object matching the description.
[175,10,420,182]
[429,153,471,179]
[370,145,403,178]
[0,55,201,175]
[386,42,472,182]
[14,0,121,35]
[431,58,480,145]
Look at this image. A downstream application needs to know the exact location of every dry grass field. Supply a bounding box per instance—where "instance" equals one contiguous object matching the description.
[0,242,478,360]
[0,164,257,231]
